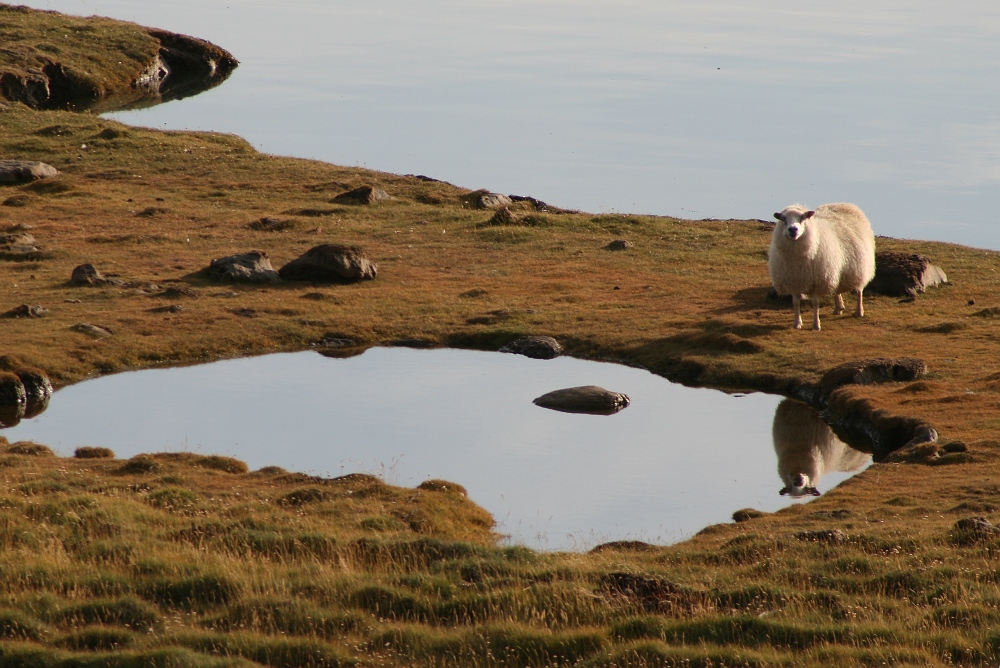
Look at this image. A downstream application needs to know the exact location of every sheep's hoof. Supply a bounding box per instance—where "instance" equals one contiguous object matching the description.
[793,323,802,330]
[833,307,845,315]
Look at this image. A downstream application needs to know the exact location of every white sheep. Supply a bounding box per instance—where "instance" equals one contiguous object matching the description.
[773,398,871,497]
[769,203,876,330]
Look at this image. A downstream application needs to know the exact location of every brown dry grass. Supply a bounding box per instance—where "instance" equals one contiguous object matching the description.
[3,5,1000,666]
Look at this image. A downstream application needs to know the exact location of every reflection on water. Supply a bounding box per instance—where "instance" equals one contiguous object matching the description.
[772,398,871,498]
[0,348,876,550]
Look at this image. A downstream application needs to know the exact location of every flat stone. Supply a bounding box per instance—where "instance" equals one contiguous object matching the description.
[0,160,59,186]
[278,244,377,282]
[463,189,513,210]
[247,216,295,231]
[819,358,927,394]
[0,233,35,246]
[499,335,562,360]
[1,304,48,318]
[331,185,391,205]
[201,250,280,283]
[533,385,631,415]
[70,323,113,338]
[867,251,948,297]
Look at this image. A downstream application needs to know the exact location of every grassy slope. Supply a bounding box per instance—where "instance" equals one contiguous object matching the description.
[2,5,1000,667]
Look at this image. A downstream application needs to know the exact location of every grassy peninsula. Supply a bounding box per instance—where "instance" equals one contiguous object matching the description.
[3,5,1000,666]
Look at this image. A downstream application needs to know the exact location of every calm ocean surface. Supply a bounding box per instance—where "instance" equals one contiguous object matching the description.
[21,0,1000,250]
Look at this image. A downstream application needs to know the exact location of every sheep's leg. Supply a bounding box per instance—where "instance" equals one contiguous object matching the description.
[811,294,822,330]
[792,294,803,329]
[833,293,845,315]
[854,289,864,317]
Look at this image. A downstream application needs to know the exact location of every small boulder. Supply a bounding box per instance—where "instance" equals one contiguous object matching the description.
[70,264,126,287]
[605,239,634,251]
[278,244,377,282]
[499,335,562,360]
[0,233,35,247]
[201,250,280,283]
[463,189,513,210]
[952,517,1000,545]
[332,185,391,205]
[70,323,113,339]
[1,304,48,318]
[247,216,294,231]
[867,251,948,297]
[533,385,630,415]
[0,160,58,186]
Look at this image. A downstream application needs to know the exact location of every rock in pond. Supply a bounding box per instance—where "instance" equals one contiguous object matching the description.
[278,244,378,282]
[499,335,562,360]
[201,250,280,283]
[867,251,948,297]
[332,185,391,205]
[15,367,52,419]
[0,371,26,428]
[0,160,58,185]
[533,385,631,415]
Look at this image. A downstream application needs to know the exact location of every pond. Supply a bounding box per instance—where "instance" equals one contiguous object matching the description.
[21,0,1000,250]
[0,348,870,550]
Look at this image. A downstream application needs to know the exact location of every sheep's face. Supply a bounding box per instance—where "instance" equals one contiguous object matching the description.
[778,472,821,497]
[774,208,815,242]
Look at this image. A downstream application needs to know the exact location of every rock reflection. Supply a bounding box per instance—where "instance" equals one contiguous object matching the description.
[0,368,53,428]
[773,398,870,497]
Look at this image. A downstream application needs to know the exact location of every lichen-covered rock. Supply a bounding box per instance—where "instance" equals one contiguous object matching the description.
[0,160,58,185]
[202,250,280,283]
[332,185,390,205]
[867,251,948,297]
[533,385,631,415]
[278,244,377,282]
[499,335,562,360]
[463,189,513,210]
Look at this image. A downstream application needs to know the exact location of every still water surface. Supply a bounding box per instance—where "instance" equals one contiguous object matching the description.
[0,349,867,550]
[20,0,1000,249]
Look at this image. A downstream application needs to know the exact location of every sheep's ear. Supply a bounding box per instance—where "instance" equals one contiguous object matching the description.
[773,212,784,221]
[802,210,815,220]
[779,487,789,496]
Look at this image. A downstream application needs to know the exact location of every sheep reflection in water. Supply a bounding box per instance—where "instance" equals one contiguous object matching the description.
[773,398,870,497]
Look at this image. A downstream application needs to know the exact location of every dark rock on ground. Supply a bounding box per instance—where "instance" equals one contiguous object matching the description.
[247,216,295,231]
[70,323,113,338]
[952,517,1000,545]
[70,264,127,287]
[732,508,766,523]
[156,286,198,298]
[483,207,518,226]
[135,206,168,217]
[605,239,634,251]
[590,541,656,554]
[499,335,562,359]
[278,244,377,282]
[201,250,280,283]
[819,358,927,394]
[867,251,948,297]
[2,304,48,318]
[462,189,513,210]
[533,385,630,415]
[0,160,58,185]
[149,304,183,313]
[332,185,390,205]
[232,308,258,318]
